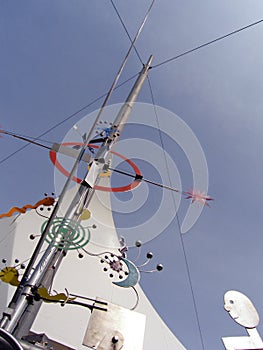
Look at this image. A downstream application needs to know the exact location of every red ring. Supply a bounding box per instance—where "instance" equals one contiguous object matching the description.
[50,142,142,192]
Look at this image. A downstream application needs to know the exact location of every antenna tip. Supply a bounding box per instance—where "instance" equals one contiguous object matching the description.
[156,264,163,271]
[112,336,119,344]
[146,252,153,259]
[135,240,142,247]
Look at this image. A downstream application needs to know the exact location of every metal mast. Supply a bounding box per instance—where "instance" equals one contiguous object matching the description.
[0,56,153,341]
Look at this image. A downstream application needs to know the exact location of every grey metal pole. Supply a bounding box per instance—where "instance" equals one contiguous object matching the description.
[0,56,153,337]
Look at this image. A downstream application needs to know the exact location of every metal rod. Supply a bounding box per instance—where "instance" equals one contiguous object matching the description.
[0,56,153,336]
[108,166,180,192]
[2,5,153,309]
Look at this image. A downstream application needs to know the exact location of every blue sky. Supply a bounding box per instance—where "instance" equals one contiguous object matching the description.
[1,1,263,349]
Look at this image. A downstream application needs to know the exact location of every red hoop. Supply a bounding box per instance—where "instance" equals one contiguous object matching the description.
[50,142,142,192]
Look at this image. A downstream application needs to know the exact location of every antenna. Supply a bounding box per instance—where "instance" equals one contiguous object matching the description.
[0,56,153,339]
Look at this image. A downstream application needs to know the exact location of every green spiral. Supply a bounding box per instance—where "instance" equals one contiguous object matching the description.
[41,218,90,251]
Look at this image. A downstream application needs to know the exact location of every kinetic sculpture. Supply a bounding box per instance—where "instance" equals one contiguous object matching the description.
[222,290,263,350]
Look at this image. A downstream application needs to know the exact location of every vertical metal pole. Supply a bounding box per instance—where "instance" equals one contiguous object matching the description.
[0,56,153,337]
